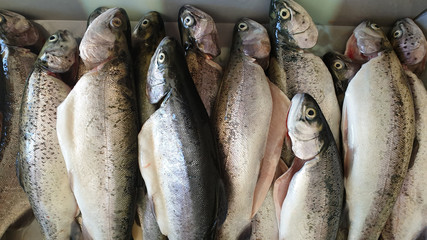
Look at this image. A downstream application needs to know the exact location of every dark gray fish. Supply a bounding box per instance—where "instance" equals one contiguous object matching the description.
[323,51,360,109]
[138,36,224,240]
[178,5,222,116]
[131,11,166,240]
[87,7,109,27]
[57,8,138,240]
[132,11,165,125]
[17,30,79,240]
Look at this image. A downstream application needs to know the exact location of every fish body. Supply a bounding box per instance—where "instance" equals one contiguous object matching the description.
[138,37,223,239]
[268,0,341,163]
[178,5,222,116]
[17,30,78,240]
[251,187,279,240]
[131,11,166,240]
[0,10,44,52]
[342,21,415,240]
[214,18,273,239]
[132,11,165,125]
[275,93,343,240]
[390,18,427,76]
[0,43,36,237]
[57,8,138,239]
[323,51,360,109]
[381,69,427,240]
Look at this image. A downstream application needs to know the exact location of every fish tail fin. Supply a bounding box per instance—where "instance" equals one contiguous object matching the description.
[70,220,82,240]
[237,223,252,240]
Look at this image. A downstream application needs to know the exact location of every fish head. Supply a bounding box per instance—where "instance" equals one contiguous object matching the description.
[132,11,165,43]
[0,9,39,47]
[269,0,318,49]
[178,5,220,58]
[38,30,77,73]
[323,51,360,94]
[390,18,427,69]
[147,37,186,104]
[232,18,271,69]
[86,7,109,27]
[79,8,130,70]
[287,93,330,160]
[345,21,391,61]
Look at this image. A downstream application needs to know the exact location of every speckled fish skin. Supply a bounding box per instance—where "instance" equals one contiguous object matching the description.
[381,71,427,240]
[342,21,415,240]
[132,11,165,125]
[277,93,343,240]
[178,5,222,116]
[17,30,78,240]
[0,43,36,237]
[131,11,166,240]
[0,10,44,52]
[251,187,279,240]
[323,51,360,109]
[56,8,138,240]
[138,37,223,240]
[390,18,427,76]
[214,18,272,240]
[268,0,341,165]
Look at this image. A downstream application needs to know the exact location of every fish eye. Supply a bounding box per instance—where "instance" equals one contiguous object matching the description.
[238,22,248,31]
[110,17,122,28]
[48,34,58,42]
[0,16,5,24]
[393,29,402,39]
[142,19,150,27]
[184,15,194,27]
[279,8,291,20]
[370,23,380,30]
[333,60,344,70]
[158,52,166,63]
[305,107,316,120]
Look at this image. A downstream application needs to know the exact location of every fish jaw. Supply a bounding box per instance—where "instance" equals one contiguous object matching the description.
[178,5,220,58]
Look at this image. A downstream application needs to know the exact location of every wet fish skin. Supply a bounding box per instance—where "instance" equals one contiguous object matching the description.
[342,21,415,240]
[131,11,166,240]
[178,5,222,116]
[276,93,343,240]
[381,71,427,240]
[132,11,165,125]
[269,0,318,49]
[139,36,223,239]
[57,8,139,240]
[323,51,360,109]
[0,10,44,52]
[214,18,272,240]
[251,187,278,240]
[0,43,36,237]
[17,30,79,240]
[390,18,427,76]
[87,7,109,27]
[268,0,341,166]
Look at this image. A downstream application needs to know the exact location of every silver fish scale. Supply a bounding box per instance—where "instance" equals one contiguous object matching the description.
[18,68,76,240]
[140,94,218,239]
[0,45,36,237]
